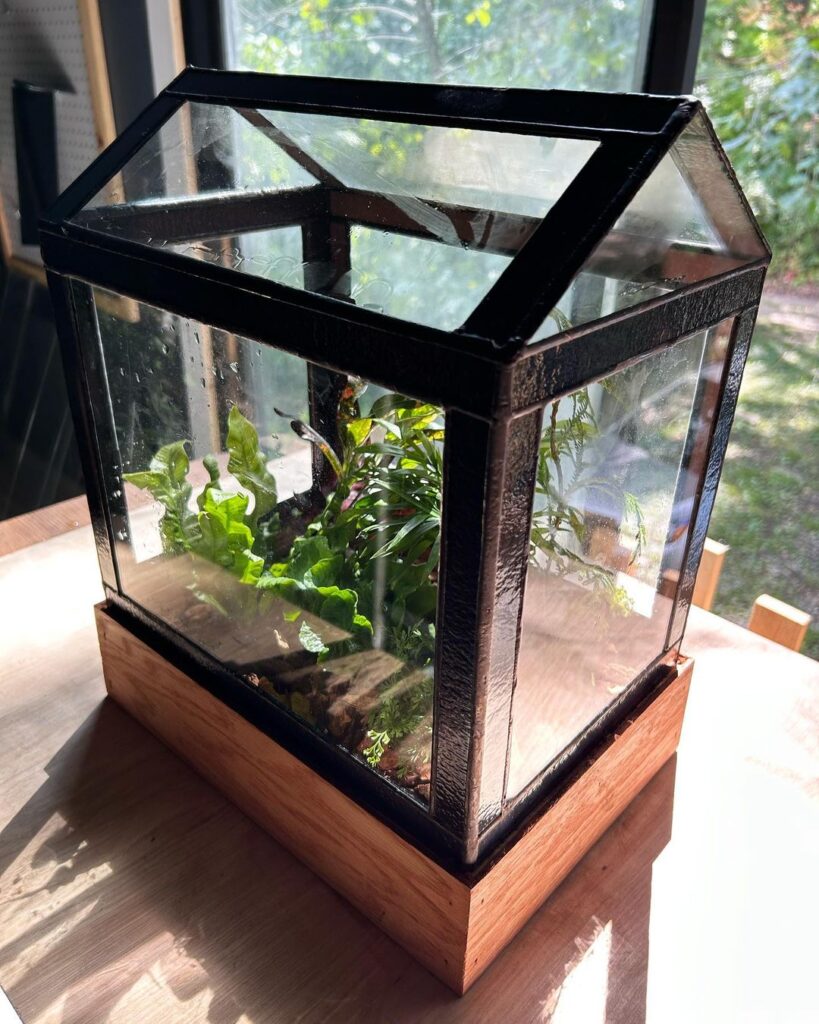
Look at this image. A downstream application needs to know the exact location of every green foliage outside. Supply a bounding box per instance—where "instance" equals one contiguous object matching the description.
[231,0,817,274]
[708,315,819,658]
[697,1,818,277]
[230,0,647,93]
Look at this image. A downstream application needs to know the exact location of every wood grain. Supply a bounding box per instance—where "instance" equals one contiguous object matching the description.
[76,0,117,156]
[95,605,472,992]
[0,495,90,557]
[692,537,729,611]
[94,604,691,994]
[748,593,812,652]
[465,660,691,991]
[1,521,818,1022]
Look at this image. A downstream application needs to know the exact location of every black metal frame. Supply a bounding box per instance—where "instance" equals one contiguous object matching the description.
[41,68,769,868]
[641,0,708,94]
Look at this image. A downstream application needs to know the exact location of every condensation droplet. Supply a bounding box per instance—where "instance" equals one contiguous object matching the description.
[229,361,239,373]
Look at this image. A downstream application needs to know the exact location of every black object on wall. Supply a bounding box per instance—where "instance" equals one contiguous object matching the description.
[0,271,84,520]
[13,81,58,246]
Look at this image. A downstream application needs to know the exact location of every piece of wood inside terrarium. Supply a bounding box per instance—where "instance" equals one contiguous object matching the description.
[118,543,434,798]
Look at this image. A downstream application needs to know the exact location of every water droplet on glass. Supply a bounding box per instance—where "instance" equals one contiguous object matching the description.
[229,361,239,373]
[200,377,206,388]
[116,529,127,541]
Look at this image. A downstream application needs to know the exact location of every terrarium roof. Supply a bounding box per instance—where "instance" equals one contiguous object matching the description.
[43,67,769,357]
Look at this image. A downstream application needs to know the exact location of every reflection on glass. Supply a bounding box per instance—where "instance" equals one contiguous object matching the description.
[93,288,442,802]
[72,100,597,332]
[507,318,733,797]
[227,1,651,94]
[534,114,767,341]
[258,110,598,218]
[82,102,317,210]
[348,225,510,329]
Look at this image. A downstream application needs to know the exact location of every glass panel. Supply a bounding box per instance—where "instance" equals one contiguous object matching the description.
[253,110,597,218]
[226,1,652,94]
[533,114,767,341]
[169,225,307,289]
[91,287,442,803]
[506,318,734,799]
[80,101,317,211]
[72,100,597,332]
[347,225,509,328]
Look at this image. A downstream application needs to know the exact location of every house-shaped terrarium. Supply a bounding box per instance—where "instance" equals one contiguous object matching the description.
[41,69,769,992]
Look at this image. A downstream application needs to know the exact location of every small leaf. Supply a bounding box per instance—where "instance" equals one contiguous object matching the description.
[298,620,329,655]
[226,406,278,526]
[346,417,372,448]
[151,440,191,484]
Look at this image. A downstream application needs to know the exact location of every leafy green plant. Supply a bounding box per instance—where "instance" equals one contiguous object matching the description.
[697,0,818,277]
[271,389,443,662]
[124,371,646,781]
[530,387,645,612]
[265,388,442,771]
[122,439,198,554]
[123,407,272,584]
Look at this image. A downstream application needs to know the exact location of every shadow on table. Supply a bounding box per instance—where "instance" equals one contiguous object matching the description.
[0,698,677,1023]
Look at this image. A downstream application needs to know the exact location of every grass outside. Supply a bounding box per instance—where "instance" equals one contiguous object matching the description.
[707,295,818,659]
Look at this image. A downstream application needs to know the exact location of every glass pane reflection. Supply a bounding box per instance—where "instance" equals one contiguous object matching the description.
[91,287,442,803]
[507,318,734,798]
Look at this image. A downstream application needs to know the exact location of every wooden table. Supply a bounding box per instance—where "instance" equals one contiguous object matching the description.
[0,517,816,1024]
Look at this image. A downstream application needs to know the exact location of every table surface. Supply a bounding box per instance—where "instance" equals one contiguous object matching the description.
[0,517,816,1024]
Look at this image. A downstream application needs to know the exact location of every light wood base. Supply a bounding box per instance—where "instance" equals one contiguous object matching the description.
[95,603,692,994]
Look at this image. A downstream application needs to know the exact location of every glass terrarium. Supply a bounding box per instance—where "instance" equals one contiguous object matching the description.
[41,70,769,878]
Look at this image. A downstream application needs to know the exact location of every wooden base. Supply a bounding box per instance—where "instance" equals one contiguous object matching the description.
[95,603,692,994]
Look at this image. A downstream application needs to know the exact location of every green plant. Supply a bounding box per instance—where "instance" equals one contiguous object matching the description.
[123,407,274,584]
[697,0,819,277]
[271,389,443,662]
[125,369,648,779]
[531,387,645,612]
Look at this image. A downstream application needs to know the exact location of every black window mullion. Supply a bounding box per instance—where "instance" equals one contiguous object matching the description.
[641,0,708,94]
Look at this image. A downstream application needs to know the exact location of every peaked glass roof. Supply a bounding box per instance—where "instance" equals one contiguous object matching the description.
[59,70,767,350]
[73,100,597,332]
[531,111,769,342]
